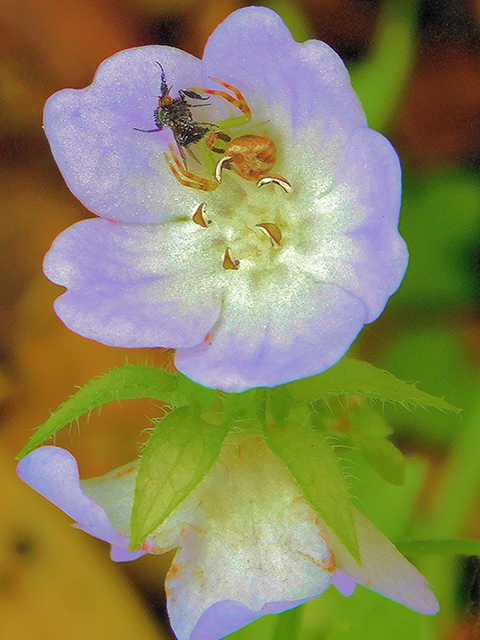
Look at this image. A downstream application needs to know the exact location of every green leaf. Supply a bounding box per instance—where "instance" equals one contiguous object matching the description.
[288,357,461,413]
[266,420,360,563]
[360,437,406,487]
[339,450,427,541]
[174,372,219,413]
[267,386,297,428]
[348,403,405,486]
[349,402,392,439]
[223,388,268,431]
[381,326,473,443]
[397,539,480,558]
[130,405,231,548]
[17,364,179,459]
[200,395,227,425]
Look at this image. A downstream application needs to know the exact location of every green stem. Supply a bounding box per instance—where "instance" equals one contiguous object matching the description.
[398,539,480,557]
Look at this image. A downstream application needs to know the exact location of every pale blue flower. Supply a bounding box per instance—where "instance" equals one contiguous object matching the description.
[43,7,407,391]
[18,442,438,640]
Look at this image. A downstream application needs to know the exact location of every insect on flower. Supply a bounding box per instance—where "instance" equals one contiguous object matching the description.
[134,62,218,165]
[41,5,410,392]
[164,78,291,193]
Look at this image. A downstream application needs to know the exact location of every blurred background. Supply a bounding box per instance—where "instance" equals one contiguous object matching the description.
[1,0,480,638]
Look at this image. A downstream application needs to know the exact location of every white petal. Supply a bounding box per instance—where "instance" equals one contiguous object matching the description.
[163,437,336,640]
[327,509,439,615]
[176,272,367,392]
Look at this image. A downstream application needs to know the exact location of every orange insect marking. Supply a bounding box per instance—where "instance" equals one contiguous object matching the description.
[226,135,276,181]
[165,144,218,192]
[201,77,252,120]
[206,131,231,153]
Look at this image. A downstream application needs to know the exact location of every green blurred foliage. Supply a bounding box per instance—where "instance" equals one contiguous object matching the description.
[302,586,434,640]
[396,171,480,307]
[381,325,474,443]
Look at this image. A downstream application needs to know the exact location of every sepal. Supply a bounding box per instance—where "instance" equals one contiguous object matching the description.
[130,405,231,548]
[287,357,460,412]
[266,419,361,564]
[17,363,181,459]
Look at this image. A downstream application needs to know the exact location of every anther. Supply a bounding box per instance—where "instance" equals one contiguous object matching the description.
[192,203,212,227]
[256,223,282,246]
[214,156,233,183]
[222,248,240,270]
[257,176,292,193]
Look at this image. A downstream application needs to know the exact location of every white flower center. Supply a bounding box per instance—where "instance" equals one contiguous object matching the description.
[156,79,303,274]
[191,162,295,275]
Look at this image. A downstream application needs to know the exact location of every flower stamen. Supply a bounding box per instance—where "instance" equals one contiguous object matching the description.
[214,156,234,183]
[223,247,240,270]
[256,222,282,246]
[192,202,212,227]
[257,176,292,193]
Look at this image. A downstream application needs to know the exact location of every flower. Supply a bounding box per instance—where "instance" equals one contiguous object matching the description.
[17,439,438,640]
[43,6,408,392]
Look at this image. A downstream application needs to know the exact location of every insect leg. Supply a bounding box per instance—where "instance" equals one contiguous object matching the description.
[186,145,200,163]
[176,140,188,167]
[165,144,219,191]
[203,78,252,126]
[180,89,210,101]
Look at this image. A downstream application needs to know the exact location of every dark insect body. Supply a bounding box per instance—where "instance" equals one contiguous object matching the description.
[135,62,217,163]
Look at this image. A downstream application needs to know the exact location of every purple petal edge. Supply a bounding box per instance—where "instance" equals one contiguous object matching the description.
[188,598,312,640]
[16,446,144,562]
[331,570,357,597]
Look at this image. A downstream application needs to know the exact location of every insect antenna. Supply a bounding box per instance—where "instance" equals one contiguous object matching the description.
[133,127,160,133]
[156,61,169,97]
